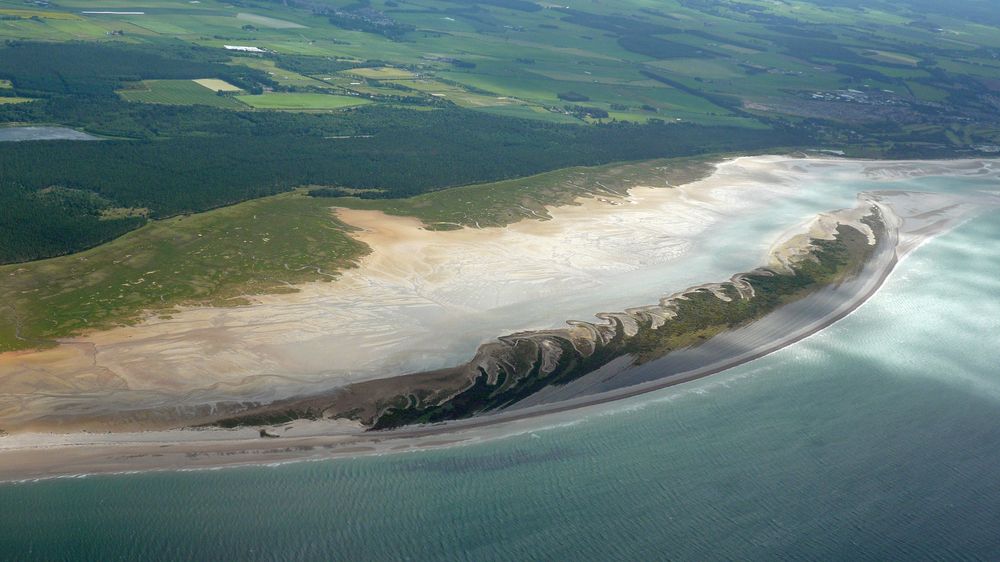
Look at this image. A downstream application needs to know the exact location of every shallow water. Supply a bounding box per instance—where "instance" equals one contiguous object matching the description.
[1,186,998,560]
[0,126,99,142]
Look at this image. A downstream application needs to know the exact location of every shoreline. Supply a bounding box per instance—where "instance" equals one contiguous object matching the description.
[1,187,992,483]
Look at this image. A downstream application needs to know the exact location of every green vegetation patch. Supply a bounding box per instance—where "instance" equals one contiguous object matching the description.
[234,58,337,90]
[316,157,715,230]
[119,80,246,108]
[344,67,418,80]
[235,12,306,30]
[0,184,144,265]
[0,8,81,20]
[0,191,366,351]
[236,92,371,110]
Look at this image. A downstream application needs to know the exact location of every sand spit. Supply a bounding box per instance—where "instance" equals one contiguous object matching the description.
[0,156,998,439]
[511,190,987,409]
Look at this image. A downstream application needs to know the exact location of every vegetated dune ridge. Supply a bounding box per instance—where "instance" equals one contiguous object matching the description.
[0,184,992,482]
[0,157,996,437]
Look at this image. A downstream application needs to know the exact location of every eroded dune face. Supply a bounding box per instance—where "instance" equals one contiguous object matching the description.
[1,156,998,430]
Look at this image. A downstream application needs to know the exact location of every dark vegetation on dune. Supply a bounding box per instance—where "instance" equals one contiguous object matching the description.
[367,221,876,429]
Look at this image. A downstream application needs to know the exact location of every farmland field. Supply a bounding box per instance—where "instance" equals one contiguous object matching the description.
[119,80,246,108]
[233,58,337,89]
[0,7,81,19]
[344,67,419,81]
[236,92,371,110]
[235,12,306,29]
[4,0,994,129]
[193,78,242,92]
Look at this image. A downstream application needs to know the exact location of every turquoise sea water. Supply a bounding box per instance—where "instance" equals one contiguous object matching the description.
[1,209,999,560]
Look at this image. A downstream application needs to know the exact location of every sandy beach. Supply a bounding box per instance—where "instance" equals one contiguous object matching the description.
[1,156,998,481]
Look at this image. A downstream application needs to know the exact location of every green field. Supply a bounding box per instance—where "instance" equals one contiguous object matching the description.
[0,191,366,351]
[3,0,999,127]
[345,67,418,80]
[0,7,81,19]
[119,80,246,108]
[236,92,371,110]
[233,58,337,90]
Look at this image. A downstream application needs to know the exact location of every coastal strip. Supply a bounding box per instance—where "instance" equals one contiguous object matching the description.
[1,189,991,482]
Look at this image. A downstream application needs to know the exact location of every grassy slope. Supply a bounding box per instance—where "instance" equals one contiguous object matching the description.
[0,191,366,351]
[320,156,715,230]
[0,156,714,352]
